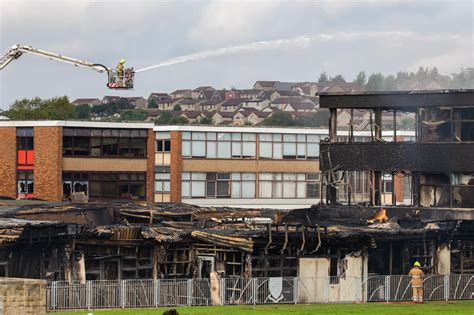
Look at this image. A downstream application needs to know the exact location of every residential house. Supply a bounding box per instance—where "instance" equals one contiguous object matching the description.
[212,111,235,125]
[191,86,216,99]
[283,100,316,112]
[232,111,248,126]
[148,93,173,110]
[271,97,310,111]
[236,89,265,100]
[317,82,361,93]
[102,96,121,104]
[170,89,192,99]
[176,99,202,111]
[71,98,101,106]
[253,81,278,90]
[123,97,146,109]
[219,99,243,112]
[225,89,240,100]
[238,99,270,111]
[180,111,203,124]
[292,82,319,96]
[247,111,272,125]
[198,100,223,112]
[269,90,301,101]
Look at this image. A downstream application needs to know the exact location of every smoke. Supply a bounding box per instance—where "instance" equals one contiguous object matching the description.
[135,31,462,73]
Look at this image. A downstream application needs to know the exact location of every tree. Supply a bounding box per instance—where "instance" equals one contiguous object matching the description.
[366,73,385,91]
[198,116,213,125]
[168,116,189,125]
[384,75,397,91]
[120,109,147,121]
[4,96,77,120]
[117,98,133,109]
[318,71,329,83]
[155,112,173,125]
[75,104,92,119]
[173,104,182,111]
[91,102,118,117]
[296,110,329,127]
[331,74,346,83]
[147,98,157,109]
[354,71,367,89]
[261,111,296,127]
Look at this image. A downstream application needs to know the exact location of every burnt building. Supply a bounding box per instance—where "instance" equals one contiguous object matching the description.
[318,89,474,275]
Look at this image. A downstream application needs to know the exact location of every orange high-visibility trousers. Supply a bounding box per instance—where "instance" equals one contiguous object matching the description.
[412,287,423,302]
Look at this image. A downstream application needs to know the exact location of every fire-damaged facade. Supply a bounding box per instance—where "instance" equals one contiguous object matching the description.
[0,90,472,287]
[318,89,474,275]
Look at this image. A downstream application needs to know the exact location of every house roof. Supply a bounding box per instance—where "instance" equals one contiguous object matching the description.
[221,99,244,106]
[251,111,272,118]
[170,89,191,95]
[287,102,315,111]
[72,98,100,104]
[200,89,216,100]
[192,86,215,92]
[273,90,301,97]
[123,97,144,102]
[271,96,308,104]
[181,111,202,119]
[254,81,278,88]
[103,96,121,101]
[178,98,201,105]
[214,111,235,118]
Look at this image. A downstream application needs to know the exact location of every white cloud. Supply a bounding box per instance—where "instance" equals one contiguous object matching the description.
[189,0,282,46]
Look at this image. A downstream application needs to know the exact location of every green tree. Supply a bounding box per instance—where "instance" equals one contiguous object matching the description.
[155,112,173,125]
[354,71,367,89]
[117,98,133,109]
[198,116,213,125]
[318,71,329,83]
[383,75,397,91]
[75,104,92,119]
[4,96,77,120]
[331,74,346,83]
[173,104,182,111]
[168,116,189,125]
[147,98,157,108]
[366,73,385,91]
[120,109,147,121]
[91,102,118,117]
[296,110,330,127]
[261,111,296,127]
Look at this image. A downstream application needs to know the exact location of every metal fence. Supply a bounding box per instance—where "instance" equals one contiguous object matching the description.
[46,274,474,310]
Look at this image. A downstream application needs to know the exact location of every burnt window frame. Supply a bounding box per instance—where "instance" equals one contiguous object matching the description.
[62,128,147,158]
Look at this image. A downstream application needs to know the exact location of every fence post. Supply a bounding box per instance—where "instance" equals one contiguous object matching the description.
[220,278,225,306]
[325,277,329,303]
[253,278,257,305]
[385,276,390,302]
[86,281,91,310]
[154,280,159,307]
[293,277,298,304]
[120,280,126,308]
[51,281,57,310]
[187,279,193,306]
[444,275,449,301]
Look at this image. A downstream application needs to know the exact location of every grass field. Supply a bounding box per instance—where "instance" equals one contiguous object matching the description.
[51,301,474,314]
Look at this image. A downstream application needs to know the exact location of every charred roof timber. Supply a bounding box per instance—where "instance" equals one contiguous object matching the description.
[319,89,474,110]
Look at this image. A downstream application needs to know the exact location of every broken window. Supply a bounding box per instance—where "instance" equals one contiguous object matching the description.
[420,173,474,208]
[17,170,34,197]
[420,106,474,142]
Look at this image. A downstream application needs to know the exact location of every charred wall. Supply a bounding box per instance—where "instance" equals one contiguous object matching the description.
[320,142,474,172]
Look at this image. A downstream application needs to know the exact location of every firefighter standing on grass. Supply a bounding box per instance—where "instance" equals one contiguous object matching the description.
[409,261,424,303]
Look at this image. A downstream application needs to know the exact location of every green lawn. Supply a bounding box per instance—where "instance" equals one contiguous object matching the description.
[51,301,474,315]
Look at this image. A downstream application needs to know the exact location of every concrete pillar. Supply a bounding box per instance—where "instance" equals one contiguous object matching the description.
[436,243,451,275]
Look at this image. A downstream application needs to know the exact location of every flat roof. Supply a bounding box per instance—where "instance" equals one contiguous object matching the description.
[319,89,474,109]
[154,125,415,136]
[0,120,153,129]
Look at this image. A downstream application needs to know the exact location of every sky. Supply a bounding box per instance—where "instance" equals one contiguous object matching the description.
[0,0,473,108]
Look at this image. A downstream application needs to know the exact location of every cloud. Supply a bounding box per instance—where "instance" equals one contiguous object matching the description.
[189,0,281,46]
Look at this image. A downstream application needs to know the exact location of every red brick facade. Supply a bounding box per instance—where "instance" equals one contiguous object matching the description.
[146,129,155,203]
[34,127,63,201]
[0,128,17,199]
[170,131,182,203]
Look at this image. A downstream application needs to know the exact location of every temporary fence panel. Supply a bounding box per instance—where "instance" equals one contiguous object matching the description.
[46,274,474,311]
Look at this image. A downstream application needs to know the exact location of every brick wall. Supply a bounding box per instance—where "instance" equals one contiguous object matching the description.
[146,128,155,203]
[170,131,182,202]
[0,278,47,314]
[0,128,17,199]
[34,127,62,201]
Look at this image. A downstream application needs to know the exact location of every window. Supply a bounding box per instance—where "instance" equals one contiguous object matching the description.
[182,172,256,198]
[259,172,320,199]
[155,168,171,192]
[17,171,34,196]
[62,128,147,157]
[182,132,256,159]
[259,133,320,160]
[17,128,34,166]
[156,139,171,152]
[62,172,146,200]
